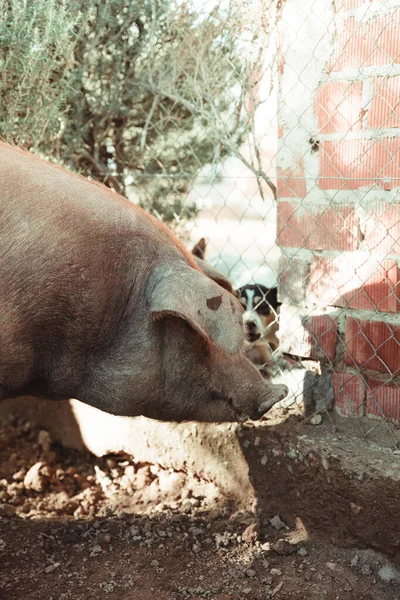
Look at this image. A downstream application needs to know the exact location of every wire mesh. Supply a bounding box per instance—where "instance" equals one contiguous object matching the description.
[1,0,400,446]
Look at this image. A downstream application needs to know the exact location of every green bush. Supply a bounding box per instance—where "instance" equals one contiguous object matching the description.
[0,0,271,227]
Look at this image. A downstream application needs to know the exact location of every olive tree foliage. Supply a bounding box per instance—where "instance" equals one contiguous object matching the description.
[0,0,278,226]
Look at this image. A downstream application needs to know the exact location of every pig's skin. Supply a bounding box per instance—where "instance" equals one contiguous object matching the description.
[0,143,288,421]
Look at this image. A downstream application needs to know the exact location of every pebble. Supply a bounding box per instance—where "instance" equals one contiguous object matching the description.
[24,462,50,493]
[269,515,286,530]
[270,568,282,576]
[45,562,61,574]
[242,588,252,595]
[378,565,397,582]
[272,539,296,556]
[297,547,308,557]
[310,414,323,426]
[192,544,201,554]
[150,560,159,568]
[158,472,186,499]
[0,503,16,517]
[241,523,259,544]
[245,568,256,578]
[271,581,284,597]
[37,430,52,453]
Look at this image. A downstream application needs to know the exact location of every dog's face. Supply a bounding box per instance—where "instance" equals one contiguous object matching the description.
[237,284,279,344]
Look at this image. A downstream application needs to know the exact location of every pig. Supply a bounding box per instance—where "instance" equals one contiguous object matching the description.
[191,238,235,295]
[0,142,288,422]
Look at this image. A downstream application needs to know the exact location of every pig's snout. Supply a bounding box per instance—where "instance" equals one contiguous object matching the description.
[256,383,289,418]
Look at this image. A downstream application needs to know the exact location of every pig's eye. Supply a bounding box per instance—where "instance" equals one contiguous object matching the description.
[254,296,262,304]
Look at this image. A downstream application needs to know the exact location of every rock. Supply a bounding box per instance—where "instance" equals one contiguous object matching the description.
[24,462,51,493]
[192,543,201,554]
[12,469,26,482]
[97,533,111,545]
[150,560,159,568]
[45,562,61,574]
[350,502,362,515]
[313,371,334,412]
[0,503,17,517]
[181,499,192,514]
[241,523,259,545]
[272,539,296,556]
[350,555,359,567]
[22,421,33,433]
[378,565,397,582]
[309,414,323,426]
[245,569,256,578]
[270,568,282,576]
[37,430,52,453]
[135,466,152,490]
[242,588,252,595]
[158,471,186,499]
[321,456,329,471]
[297,547,308,557]
[271,582,284,597]
[269,515,286,530]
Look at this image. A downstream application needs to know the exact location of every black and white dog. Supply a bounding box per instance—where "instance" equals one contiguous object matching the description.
[237,284,280,366]
[192,239,280,367]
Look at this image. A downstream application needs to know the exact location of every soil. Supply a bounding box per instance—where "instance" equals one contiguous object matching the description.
[0,415,399,600]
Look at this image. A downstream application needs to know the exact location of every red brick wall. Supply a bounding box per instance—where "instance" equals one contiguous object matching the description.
[277,0,400,424]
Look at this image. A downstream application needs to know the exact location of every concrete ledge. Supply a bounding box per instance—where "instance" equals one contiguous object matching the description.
[1,397,400,553]
[0,397,254,505]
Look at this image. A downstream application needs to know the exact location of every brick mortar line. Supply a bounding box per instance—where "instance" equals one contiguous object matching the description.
[328,66,400,81]
[297,129,400,142]
[281,302,400,325]
[334,0,400,20]
[280,247,400,265]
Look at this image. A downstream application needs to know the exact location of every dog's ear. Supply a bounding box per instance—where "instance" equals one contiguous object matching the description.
[149,266,244,354]
[266,287,280,311]
[191,237,207,259]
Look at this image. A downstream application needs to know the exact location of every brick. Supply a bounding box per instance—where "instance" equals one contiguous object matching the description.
[277,201,360,251]
[366,378,400,423]
[335,0,369,10]
[363,203,400,255]
[277,165,306,198]
[316,81,363,134]
[279,305,338,362]
[332,371,365,417]
[345,317,400,375]
[319,138,400,190]
[369,76,400,129]
[278,257,310,305]
[311,254,400,312]
[330,13,400,72]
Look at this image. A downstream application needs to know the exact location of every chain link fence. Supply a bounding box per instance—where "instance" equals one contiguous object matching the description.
[177,0,400,448]
[1,0,400,446]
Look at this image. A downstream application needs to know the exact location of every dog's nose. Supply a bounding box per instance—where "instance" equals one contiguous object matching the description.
[246,321,257,332]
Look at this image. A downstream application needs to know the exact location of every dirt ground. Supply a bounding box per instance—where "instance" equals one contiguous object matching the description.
[0,415,399,600]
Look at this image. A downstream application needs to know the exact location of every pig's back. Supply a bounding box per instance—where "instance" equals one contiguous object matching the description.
[0,142,196,349]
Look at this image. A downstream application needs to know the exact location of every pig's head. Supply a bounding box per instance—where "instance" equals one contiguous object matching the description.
[147,265,288,422]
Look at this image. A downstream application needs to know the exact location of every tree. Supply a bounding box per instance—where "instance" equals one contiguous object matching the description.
[0,0,277,228]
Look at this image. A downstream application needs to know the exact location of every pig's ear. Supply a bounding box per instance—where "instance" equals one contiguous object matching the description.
[192,256,234,294]
[149,267,244,354]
